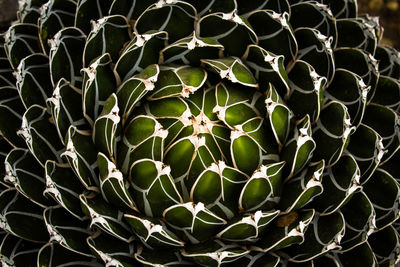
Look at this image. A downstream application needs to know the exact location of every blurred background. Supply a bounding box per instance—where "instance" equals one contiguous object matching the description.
[0,0,18,32]
[358,0,400,49]
[0,0,399,49]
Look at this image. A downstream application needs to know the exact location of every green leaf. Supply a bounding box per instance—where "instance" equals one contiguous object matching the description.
[87,231,138,267]
[74,0,114,34]
[281,115,316,178]
[237,0,290,16]
[149,65,207,99]
[202,57,257,87]
[295,28,335,83]
[181,240,250,266]
[4,23,41,69]
[253,210,315,251]
[321,0,357,19]
[214,82,265,127]
[0,86,25,147]
[374,45,400,79]
[135,1,196,43]
[279,161,325,213]
[47,78,88,144]
[380,148,400,182]
[239,161,285,212]
[18,0,47,23]
[19,105,64,166]
[247,119,278,156]
[334,48,379,102]
[336,18,378,55]
[231,133,261,175]
[334,242,378,266]
[312,101,354,167]
[199,12,257,57]
[81,53,116,125]
[244,45,290,97]
[0,189,49,242]
[134,246,192,266]
[115,32,166,83]
[129,159,183,217]
[312,154,361,215]
[345,123,385,184]
[234,251,281,267]
[83,15,131,66]
[368,225,400,266]
[44,160,87,220]
[38,0,76,53]
[161,32,224,66]
[0,35,16,87]
[371,75,400,113]
[0,136,12,180]
[191,161,249,220]
[48,27,86,87]
[146,95,190,120]
[362,103,400,162]
[287,60,326,123]
[15,54,53,108]
[265,84,292,147]
[124,213,184,248]
[290,1,337,47]
[5,148,53,207]
[62,126,99,190]
[97,153,137,212]
[0,234,41,267]
[339,191,375,251]
[93,94,121,160]
[118,115,166,175]
[217,210,279,243]
[80,194,134,243]
[117,64,159,125]
[313,254,342,267]
[282,212,345,262]
[363,168,400,230]
[325,69,369,127]
[38,243,103,267]
[44,206,92,256]
[164,135,219,199]
[247,10,297,66]
[163,202,226,243]
[109,0,157,20]
[191,0,237,17]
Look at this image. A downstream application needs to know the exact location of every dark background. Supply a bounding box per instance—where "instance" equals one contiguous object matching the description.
[0,0,399,49]
[358,0,400,49]
[0,0,18,32]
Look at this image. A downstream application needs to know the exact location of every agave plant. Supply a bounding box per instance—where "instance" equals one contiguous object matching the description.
[0,0,399,266]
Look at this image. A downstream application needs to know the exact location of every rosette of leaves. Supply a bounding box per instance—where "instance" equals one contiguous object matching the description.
[0,0,399,266]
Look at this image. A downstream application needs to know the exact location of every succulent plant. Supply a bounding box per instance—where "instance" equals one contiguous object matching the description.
[0,0,400,266]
